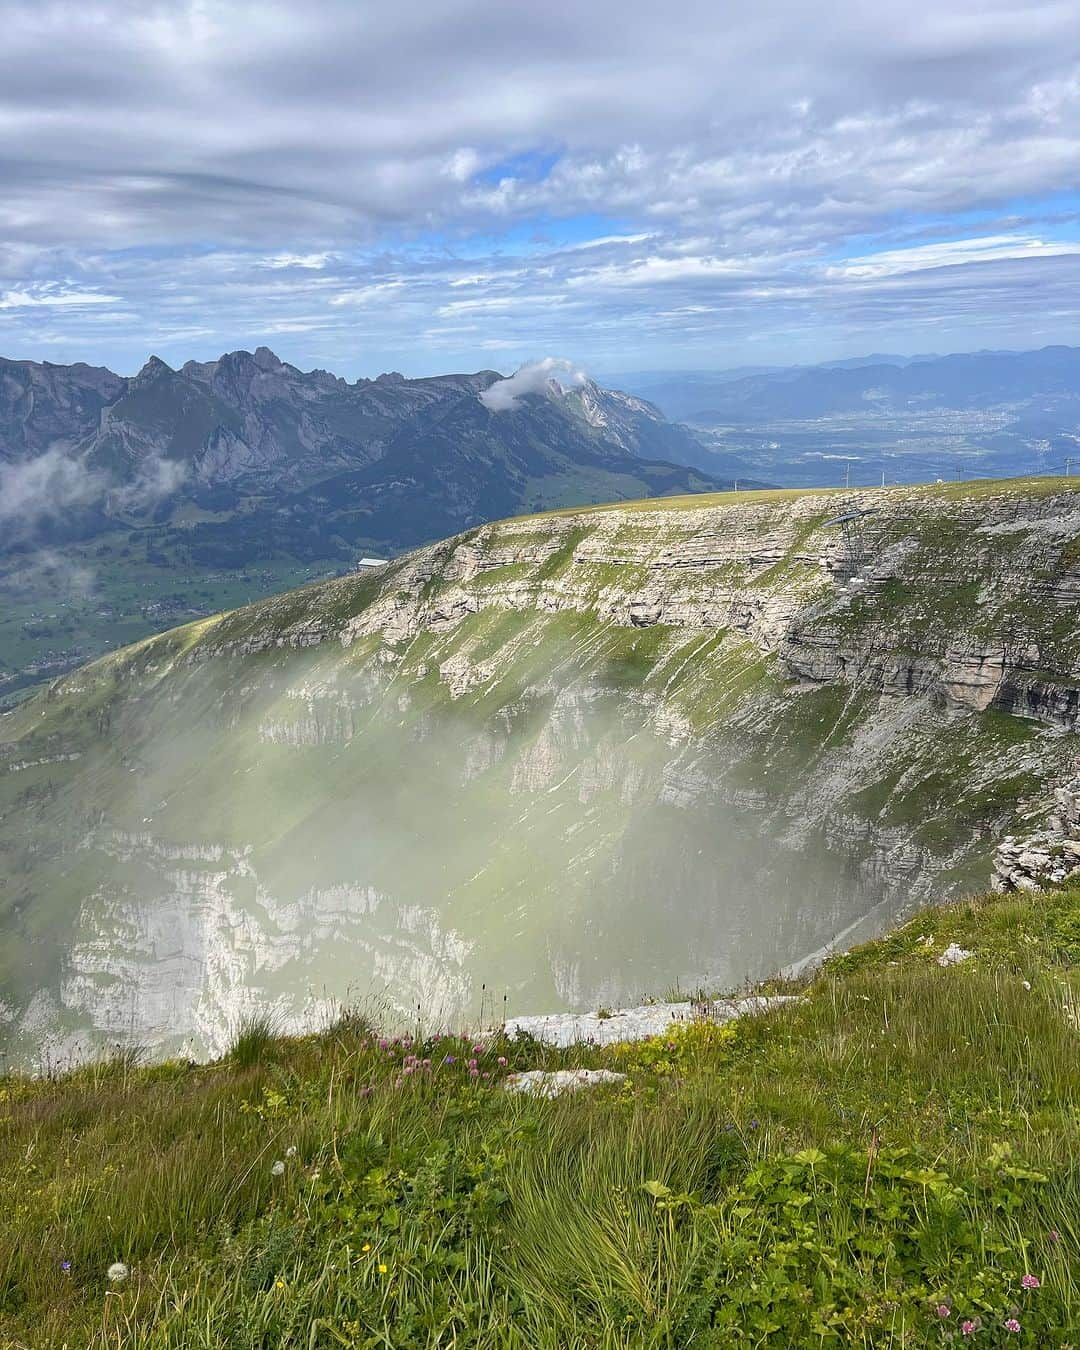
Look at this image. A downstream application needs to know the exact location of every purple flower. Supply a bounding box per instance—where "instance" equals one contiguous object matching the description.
[469,1067,480,1079]
[443,1054,456,1064]
[60,1260,71,1274]
[473,1044,485,1054]
[961,1320,977,1337]
[1004,1318,1021,1334]
[936,1304,951,1319]
[1021,1273,1040,1290]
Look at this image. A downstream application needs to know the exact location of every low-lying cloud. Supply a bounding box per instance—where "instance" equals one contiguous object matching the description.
[0,445,188,548]
[479,357,588,412]
[0,448,104,541]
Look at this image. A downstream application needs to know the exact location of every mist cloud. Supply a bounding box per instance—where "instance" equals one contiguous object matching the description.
[480,358,587,412]
[0,446,187,546]
[0,448,104,542]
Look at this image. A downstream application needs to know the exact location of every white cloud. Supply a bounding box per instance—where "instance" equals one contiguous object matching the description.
[479,357,587,412]
[258,252,335,270]
[328,281,403,306]
[0,283,119,309]
[830,234,1080,280]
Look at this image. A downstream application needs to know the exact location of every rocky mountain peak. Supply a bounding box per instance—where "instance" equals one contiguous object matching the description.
[135,355,174,382]
[252,346,284,371]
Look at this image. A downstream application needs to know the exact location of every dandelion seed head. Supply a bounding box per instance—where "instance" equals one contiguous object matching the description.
[107,1262,129,1283]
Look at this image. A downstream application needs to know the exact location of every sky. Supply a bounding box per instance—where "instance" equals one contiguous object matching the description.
[1,0,1080,378]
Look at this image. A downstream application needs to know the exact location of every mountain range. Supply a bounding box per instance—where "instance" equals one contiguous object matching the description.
[615,345,1080,425]
[0,348,723,561]
[0,349,740,701]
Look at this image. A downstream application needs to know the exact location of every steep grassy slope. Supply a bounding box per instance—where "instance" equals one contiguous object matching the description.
[0,884,1077,1347]
[3,478,1080,1063]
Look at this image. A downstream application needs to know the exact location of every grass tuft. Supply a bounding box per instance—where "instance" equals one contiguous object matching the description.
[226,1013,281,1070]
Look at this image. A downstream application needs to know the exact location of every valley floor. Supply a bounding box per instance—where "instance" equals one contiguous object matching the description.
[0,885,1078,1348]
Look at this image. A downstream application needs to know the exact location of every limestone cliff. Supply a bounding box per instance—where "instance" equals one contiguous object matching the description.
[2,478,1079,1065]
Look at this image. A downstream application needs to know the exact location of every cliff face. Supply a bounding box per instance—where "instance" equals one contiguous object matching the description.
[2,479,1079,1064]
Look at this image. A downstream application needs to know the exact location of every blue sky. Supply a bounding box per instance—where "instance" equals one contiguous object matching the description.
[2,0,1079,379]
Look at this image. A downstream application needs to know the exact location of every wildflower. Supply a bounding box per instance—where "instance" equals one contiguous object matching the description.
[467,1058,478,1070]
[285,1145,297,1158]
[749,1118,760,1130]
[107,1262,129,1283]
[60,1260,71,1274]
[1021,1274,1040,1290]
[473,1044,484,1054]
[1049,1229,1061,1243]
[497,1056,507,1067]
[361,1243,371,1253]
[377,1038,389,1050]
[271,1160,285,1177]
[275,1278,285,1290]
[469,1067,480,1078]
[378,1263,388,1275]
[936,1304,951,1319]
[961,1321,977,1337]
[444,1054,456,1064]
[1004,1319,1021,1333]
[1022,980,1032,991]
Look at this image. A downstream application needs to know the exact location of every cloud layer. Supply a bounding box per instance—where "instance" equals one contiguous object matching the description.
[1,1,1078,372]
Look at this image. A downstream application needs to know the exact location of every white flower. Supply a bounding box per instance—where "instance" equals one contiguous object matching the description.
[107,1261,129,1283]
[271,1160,286,1177]
[285,1145,297,1158]
[1022,980,1032,991]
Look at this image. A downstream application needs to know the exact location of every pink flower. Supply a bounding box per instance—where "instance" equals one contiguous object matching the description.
[497,1056,507,1067]
[1004,1318,1021,1333]
[467,1058,478,1070]
[961,1321,977,1337]
[469,1067,480,1078]
[473,1044,485,1054]
[1021,1273,1040,1290]
[936,1305,951,1319]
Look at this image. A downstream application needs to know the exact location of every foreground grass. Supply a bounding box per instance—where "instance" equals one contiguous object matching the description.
[1,888,1078,1348]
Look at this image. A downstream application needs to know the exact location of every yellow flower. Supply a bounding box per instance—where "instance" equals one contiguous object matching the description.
[275,1278,285,1290]
[378,1264,388,1275]
[362,1243,371,1253]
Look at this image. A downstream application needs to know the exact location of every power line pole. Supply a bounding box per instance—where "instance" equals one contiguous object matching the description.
[844,462,851,490]
[880,469,886,488]
[1066,457,1073,478]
